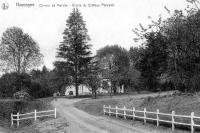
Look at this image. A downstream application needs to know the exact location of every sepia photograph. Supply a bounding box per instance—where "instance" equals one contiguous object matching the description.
[0,0,200,132]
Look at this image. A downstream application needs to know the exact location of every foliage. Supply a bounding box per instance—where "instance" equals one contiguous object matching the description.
[0,99,20,127]
[0,66,63,99]
[30,66,67,98]
[0,27,43,73]
[84,58,101,99]
[126,66,141,92]
[13,90,32,100]
[101,80,110,90]
[135,32,168,91]
[129,46,145,66]
[128,47,144,92]
[162,9,200,92]
[0,98,53,127]
[0,72,31,98]
[97,45,130,94]
[133,0,200,92]
[55,8,92,96]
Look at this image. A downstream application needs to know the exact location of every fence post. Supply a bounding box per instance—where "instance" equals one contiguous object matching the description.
[34,110,37,121]
[172,111,175,132]
[116,106,118,118]
[109,105,111,116]
[17,112,19,128]
[103,105,105,115]
[156,109,159,127]
[144,108,146,124]
[54,108,57,118]
[124,106,126,119]
[191,112,194,133]
[133,107,135,120]
[11,113,13,127]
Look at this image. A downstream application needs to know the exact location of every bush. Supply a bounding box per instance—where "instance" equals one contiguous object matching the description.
[0,99,21,127]
[0,72,31,98]
[0,72,54,99]
[13,90,32,100]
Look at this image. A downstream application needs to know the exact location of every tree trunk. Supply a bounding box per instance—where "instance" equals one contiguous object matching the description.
[110,85,112,98]
[173,48,178,91]
[75,74,79,96]
[75,55,79,96]
[75,81,78,96]
[113,82,117,94]
[94,91,96,99]
[92,89,96,99]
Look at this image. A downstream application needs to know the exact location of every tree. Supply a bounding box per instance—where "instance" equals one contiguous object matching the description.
[97,45,130,94]
[129,47,145,66]
[42,65,48,74]
[30,67,67,98]
[128,47,144,92]
[102,80,110,90]
[55,8,92,96]
[0,27,43,73]
[161,9,200,92]
[0,72,31,98]
[85,58,101,99]
[132,0,200,92]
[135,32,168,91]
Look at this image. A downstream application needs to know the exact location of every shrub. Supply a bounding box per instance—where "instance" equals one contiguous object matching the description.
[13,90,32,100]
[0,72,54,99]
[0,99,21,126]
[0,72,31,98]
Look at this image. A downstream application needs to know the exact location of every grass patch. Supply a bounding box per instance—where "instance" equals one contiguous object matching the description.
[75,98,119,116]
[75,92,200,132]
[0,97,54,129]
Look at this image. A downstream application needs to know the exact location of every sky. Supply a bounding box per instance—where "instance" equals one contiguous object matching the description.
[0,0,189,70]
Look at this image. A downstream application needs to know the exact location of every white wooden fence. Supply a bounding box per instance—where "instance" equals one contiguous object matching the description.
[103,105,200,133]
[11,108,56,127]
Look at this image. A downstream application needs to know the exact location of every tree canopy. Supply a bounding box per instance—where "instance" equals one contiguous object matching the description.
[96,45,130,93]
[0,27,43,73]
[133,0,200,92]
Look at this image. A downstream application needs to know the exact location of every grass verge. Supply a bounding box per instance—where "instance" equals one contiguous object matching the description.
[0,97,54,130]
[74,92,200,133]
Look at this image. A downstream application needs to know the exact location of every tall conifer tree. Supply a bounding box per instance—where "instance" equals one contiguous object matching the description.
[55,8,92,96]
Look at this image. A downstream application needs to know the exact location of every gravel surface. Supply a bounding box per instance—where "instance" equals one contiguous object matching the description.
[52,98,167,133]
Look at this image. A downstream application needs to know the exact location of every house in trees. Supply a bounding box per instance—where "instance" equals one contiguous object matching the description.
[98,59,126,94]
[65,84,91,96]
[64,84,110,96]
[96,46,129,94]
[100,78,124,94]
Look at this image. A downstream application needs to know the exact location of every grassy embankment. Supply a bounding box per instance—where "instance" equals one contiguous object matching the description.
[11,97,69,133]
[75,91,200,132]
[0,97,54,129]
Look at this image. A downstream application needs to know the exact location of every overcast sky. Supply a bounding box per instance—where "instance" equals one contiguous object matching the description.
[0,0,189,69]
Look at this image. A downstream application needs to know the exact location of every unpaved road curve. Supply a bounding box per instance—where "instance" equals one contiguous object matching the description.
[0,127,9,133]
[53,98,156,133]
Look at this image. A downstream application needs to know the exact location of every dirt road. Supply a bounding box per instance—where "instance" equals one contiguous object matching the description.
[0,92,175,133]
[0,127,8,133]
[52,98,158,133]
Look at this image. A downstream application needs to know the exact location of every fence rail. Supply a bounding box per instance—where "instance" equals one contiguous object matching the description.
[103,105,200,133]
[11,108,56,127]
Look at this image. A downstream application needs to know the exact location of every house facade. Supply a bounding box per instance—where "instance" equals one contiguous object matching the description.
[64,83,111,96]
[65,84,91,96]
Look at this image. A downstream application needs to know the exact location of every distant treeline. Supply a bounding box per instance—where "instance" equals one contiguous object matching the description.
[0,66,65,98]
